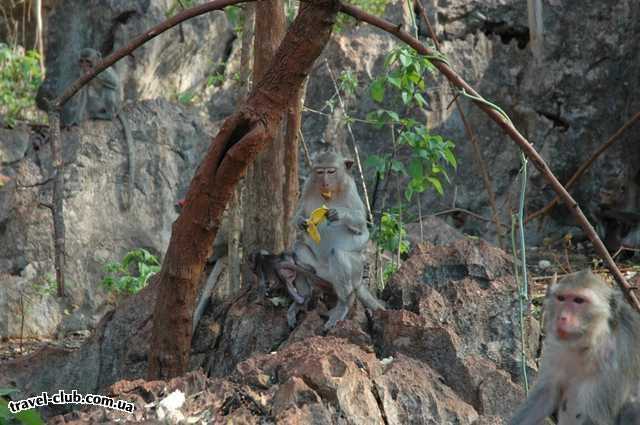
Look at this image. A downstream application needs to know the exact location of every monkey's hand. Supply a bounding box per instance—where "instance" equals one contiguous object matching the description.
[296,217,308,231]
[327,208,339,222]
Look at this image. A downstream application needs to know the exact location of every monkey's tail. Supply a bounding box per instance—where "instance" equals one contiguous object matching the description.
[356,285,386,310]
[117,113,134,210]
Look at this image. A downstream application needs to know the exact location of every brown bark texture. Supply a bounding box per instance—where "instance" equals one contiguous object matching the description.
[148,0,338,379]
[242,0,289,255]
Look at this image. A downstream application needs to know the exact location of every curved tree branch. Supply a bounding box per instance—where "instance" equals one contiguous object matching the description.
[148,0,340,379]
[339,2,640,310]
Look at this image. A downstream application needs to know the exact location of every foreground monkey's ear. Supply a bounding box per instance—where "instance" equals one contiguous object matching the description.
[344,159,354,170]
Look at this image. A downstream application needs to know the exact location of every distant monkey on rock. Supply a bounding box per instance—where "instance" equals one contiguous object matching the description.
[286,146,385,330]
[510,269,640,425]
[71,48,134,210]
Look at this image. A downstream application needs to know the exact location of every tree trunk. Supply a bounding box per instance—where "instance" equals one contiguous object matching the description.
[242,0,299,255]
[147,0,338,380]
[226,5,255,296]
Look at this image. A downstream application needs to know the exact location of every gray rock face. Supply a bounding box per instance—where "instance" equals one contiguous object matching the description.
[382,239,540,384]
[0,99,217,338]
[38,0,234,122]
[301,0,640,244]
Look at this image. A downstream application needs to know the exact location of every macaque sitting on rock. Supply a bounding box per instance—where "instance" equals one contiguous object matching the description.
[283,146,385,330]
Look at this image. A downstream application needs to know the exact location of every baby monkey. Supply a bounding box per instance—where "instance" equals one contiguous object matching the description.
[510,269,640,425]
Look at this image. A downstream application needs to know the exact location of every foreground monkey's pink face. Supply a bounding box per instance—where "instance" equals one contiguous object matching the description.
[553,289,594,340]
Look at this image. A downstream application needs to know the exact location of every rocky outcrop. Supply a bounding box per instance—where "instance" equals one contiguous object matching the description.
[39,0,235,106]
[0,99,217,338]
[2,237,535,423]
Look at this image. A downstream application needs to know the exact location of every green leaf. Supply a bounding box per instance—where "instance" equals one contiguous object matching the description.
[414,92,428,108]
[0,400,11,421]
[387,75,402,88]
[0,389,17,397]
[404,186,414,201]
[399,50,411,67]
[384,110,400,123]
[390,160,406,174]
[443,148,457,168]
[365,155,387,174]
[401,91,411,105]
[407,158,423,179]
[370,79,385,103]
[426,177,444,195]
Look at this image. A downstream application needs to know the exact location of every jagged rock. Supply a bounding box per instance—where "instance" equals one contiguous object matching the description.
[383,239,540,384]
[0,275,158,418]
[0,129,30,164]
[404,215,467,248]
[375,354,479,424]
[5,236,536,424]
[0,99,218,338]
[473,416,507,425]
[205,290,290,378]
[39,0,234,110]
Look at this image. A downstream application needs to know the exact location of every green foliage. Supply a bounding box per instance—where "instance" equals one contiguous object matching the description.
[177,90,197,105]
[335,0,389,31]
[369,46,435,108]
[398,124,456,200]
[207,72,226,87]
[373,212,410,256]
[101,249,160,294]
[0,388,45,425]
[382,263,398,283]
[225,5,244,34]
[32,274,57,296]
[365,46,456,201]
[0,43,43,127]
[338,69,358,99]
[372,212,409,285]
[165,0,195,17]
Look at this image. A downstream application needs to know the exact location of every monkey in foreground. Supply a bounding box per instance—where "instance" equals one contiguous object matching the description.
[510,269,640,425]
[71,48,135,210]
[287,147,385,330]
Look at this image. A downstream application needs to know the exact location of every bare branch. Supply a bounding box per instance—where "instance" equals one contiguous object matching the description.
[526,111,640,223]
[17,170,57,188]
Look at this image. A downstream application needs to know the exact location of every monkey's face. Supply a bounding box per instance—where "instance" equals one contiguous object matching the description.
[314,166,339,200]
[79,58,93,74]
[549,288,598,341]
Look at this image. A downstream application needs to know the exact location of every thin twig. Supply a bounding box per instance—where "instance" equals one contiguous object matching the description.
[16,171,57,188]
[324,60,373,223]
[339,2,640,310]
[298,128,313,168]
[433,207,510,229]
[48,110,65,297]
[526,111,640,223]
[515,154,530,395]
